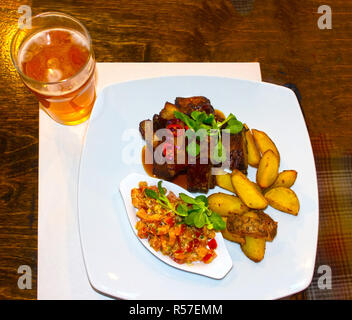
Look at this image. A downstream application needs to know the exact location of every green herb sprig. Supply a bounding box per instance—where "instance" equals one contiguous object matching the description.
[178,193,225,231]
[174,110,243,162]
[144,181,179,215]
[144,181,226,231]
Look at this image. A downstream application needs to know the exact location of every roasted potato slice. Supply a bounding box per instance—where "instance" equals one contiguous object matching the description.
[221,217,245,244]
[226,211,277,241]
[231,170,268,209]
[252,129,280,162]
[215,172,235,193]
[244,124,261,167]
[264,187,300,215]
[159,102,178,120]
[208,192,249,217]
[241,236,266,263]
[266,170,297,191]
[256,150,280,188]
[252,181,263,193]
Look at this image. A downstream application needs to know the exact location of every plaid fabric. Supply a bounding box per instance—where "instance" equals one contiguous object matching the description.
[305,134,352,299]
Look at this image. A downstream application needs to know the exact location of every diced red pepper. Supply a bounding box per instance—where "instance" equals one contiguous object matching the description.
[208,238,217,250]
[202,253,213,263]
[166,123,184,137]
[162,143,174,160]
[180,223,186,235]
[177,236,182,248]
[186,240,194,253]
[165,217,175,227]
[172,257,184,264]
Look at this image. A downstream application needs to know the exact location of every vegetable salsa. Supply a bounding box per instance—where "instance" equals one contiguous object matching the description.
[131,182,220,264]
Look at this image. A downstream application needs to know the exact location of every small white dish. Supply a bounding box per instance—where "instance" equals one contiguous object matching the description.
[119,173,233,280]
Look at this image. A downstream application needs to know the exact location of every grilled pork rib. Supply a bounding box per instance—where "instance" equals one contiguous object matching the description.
[139,96,248,193]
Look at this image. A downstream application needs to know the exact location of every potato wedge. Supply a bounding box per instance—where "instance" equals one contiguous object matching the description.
[160,102,178,120]
[256,150,280,188]
[244,124,261,167]
[215,172,236,193]
[252,182,263,193]
[267,170,297,190]
[226,211,277,241]
[252,129,280,162]
[241,236,266,263]
[264,187,300,215]
[231,170,268,209]
[208,192,249,217]
[221,217,245,244]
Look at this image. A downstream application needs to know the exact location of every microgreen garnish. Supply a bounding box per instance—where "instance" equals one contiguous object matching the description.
[144,181,179,215]
[186,140,200,157]
[174,110,243,162]
[179,193,225,230]
[144,181,226,231]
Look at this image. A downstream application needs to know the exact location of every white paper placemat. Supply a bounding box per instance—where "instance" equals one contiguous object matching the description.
[38,62,261,299]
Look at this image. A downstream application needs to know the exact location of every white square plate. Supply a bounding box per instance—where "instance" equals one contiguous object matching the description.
[78,76,319,299]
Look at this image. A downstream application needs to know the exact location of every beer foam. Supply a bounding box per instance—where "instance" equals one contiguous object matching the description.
[70,30,89,48]
[46,68,63,82]
[19,28,89,66]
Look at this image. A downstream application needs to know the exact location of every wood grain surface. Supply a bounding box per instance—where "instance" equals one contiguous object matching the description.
[0,0,351,300]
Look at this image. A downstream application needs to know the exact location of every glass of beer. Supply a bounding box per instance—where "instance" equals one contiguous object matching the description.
[11,12,96,125]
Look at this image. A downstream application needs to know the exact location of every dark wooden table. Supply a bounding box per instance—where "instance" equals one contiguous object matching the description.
[1,0,351,300]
